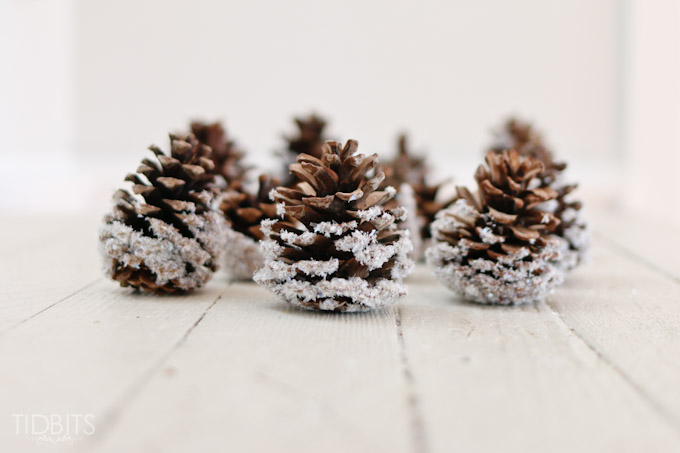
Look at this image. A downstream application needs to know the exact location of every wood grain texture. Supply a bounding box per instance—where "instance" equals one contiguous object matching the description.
[399,266,680,453]
[1,212,679,453]
[0,215,101,332]
[548,243,680,431]
[591,209,680,282]
[0,279,223,453]
[85,282,412,453]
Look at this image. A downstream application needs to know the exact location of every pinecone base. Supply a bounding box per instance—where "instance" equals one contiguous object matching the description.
[255,214,414,313]
[426,241,564,305]
[264,277,408,312]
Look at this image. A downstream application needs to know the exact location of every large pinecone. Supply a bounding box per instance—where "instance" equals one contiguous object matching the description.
[380,134,455,260]
[489,118,589,270]
[426,149,566,305]
[254,140,414,312]
[281,114,328,185]
[190,121,248,186]
[99,134,227,293]
[219,174,280,279]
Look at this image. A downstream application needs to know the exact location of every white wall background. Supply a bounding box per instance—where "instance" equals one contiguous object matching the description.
[74,0,619,166]
[1,0,678,222]
[621,0,680,223]
[0,0,75,156]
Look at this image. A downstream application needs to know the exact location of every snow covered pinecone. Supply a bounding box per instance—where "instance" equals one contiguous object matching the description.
[190,120,249,187]
[379,134,454,260]
[255,140,415,312]
[280,113,329,186]
[219,175,280,280]
[99,134,227,293]
[426,149,567,305]
[489,117,590,270]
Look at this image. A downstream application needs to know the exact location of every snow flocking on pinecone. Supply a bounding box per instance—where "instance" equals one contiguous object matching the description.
[254,140,415,312]
[379,134,455,262]
[219,174,280,280]
[489,117,590,271]
[426,149,568,305]
[99,134,227,294]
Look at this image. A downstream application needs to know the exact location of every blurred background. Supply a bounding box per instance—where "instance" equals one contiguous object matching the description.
[1,0,678,223]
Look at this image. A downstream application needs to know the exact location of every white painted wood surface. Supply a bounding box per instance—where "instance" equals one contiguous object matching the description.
[0,209,679,453]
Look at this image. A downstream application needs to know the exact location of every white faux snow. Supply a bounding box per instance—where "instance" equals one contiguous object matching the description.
[560,222,591,271]
[425,241,564,305]
[254,204,415,312]
[259,218,278,237]
[312,220,358,237]
[254,276,407,312]
[100,205,227,291]
[275,202,286,218]
[430,199,479,243]
[396,183,424,260]
[223,227,265,280]
[259,258,340,280]
[425,201,566,305]
[478,226,505,245]
[279,230,318,246]
[353,206,383,222]
[335,230,411,271]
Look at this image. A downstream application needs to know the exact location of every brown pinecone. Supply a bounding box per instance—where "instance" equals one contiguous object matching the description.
[379,134,455,260]
[190,121,249,185]
[281,114,328,185]
[219,174,281,279]
[489,118,589,270]
[426,149,566,305]
[99,134,227,294]
[255,140,414,312]
[490,118,563,173]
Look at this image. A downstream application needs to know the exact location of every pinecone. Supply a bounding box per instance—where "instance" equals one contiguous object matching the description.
[219,174,280,279]
[190,121,248,185]
[551,182,590,270]
[379,134,454,260]
[281,114,328,185]
[489,118,589,270]
[426,149,566,305]
[99,134,227,294]
[254,140,414,312]
[490,118,561,171]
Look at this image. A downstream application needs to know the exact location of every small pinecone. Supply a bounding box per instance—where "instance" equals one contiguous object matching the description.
[254,140,414,312]
[490,118,589,270]
[190,121,249,185]
[490,118,560,171]
[219,174,280,279]
[426,150,566,305]
[379,134,454,260]
[99,134,227,293]
[281,114,328,185]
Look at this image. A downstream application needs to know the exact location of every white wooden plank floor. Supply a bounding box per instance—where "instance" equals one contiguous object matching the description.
[1,210,679,453]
